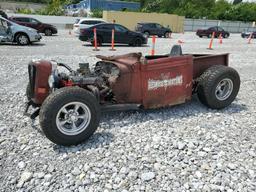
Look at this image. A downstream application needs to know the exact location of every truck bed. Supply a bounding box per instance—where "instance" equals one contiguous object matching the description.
[193,53,229,78]
[145,53,229,79]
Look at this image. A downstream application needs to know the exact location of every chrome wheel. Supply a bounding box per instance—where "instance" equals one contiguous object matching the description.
[215,78,233,101]
[56,102,91,136]
[18,35,29,45]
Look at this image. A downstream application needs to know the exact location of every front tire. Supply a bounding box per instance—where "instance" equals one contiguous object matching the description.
[39,87,101,146]
[197,65,240,109]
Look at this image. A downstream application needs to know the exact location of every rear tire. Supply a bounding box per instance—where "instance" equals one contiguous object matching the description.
[97,36,102,46]
[90,36,102,47]
[224,33,229,38]
[133,38,142,47]
[44,29,53,36]
[16,33,30,45]
[39,87,101,146]
[197,65,240,109]
[144,31,150,38]
[164,32,170,38]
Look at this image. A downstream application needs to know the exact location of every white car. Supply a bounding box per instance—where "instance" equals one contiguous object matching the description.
[73,18,107,35]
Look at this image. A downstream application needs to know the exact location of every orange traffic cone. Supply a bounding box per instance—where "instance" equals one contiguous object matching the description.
[177,40,184,44]
[93,28,99,51]
[207,32,215,50]
[151,35,156,56]
[248,33,253,44]
[219,34,223,44]
[109,29,116,51]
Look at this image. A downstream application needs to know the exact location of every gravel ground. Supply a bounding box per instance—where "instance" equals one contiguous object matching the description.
[0,30,256,192]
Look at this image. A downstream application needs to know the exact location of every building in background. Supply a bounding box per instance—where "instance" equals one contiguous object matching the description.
[65,0,140,14]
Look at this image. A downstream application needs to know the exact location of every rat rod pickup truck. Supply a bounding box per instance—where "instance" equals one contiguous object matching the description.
[24,45,240,146]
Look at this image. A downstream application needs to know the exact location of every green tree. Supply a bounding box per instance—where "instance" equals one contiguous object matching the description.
[211,0,232,20]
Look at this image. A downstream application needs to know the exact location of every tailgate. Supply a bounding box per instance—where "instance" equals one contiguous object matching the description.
[193,53,229,79]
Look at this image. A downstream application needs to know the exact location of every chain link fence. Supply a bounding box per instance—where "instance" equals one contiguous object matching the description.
[184,18,255,33]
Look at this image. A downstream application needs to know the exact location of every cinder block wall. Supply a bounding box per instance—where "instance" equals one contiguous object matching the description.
[103,11,185,33]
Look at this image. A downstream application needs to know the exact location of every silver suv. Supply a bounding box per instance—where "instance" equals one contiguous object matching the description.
[0,16,41,45]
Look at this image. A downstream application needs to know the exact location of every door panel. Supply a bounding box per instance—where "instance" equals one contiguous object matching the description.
[114,25,131,44]
[17,18,31,27]
[155,24,164,36]
[97,24,113,43]
[141,55,193,109]
[29,18,41,31]
[151,24,157,35]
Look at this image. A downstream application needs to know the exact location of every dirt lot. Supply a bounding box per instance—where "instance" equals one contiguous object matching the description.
[0,30,256,192]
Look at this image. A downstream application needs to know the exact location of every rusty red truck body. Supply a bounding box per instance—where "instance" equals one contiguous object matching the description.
[25,46,240,146]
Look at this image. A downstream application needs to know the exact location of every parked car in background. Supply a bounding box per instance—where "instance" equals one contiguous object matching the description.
[135,22,172,38]
[73,18,106,35]
[196,26,230,38]
[9,16,57,36]
[79,23,148,46]
[0,16,41,45]
[241,30,256,38]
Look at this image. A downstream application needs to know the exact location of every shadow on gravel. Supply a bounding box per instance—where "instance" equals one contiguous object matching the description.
[0,43,45,47]
[31,121,44,135]
[99,97,248,129]
[222,102,247,114]
[46,98,247,151]
[82,44,149,48]
[43,34,58,37]
[52,132,114,153]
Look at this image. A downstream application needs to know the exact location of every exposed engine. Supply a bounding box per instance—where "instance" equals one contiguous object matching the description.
[48,61,120,104]
[28,53,142,107]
